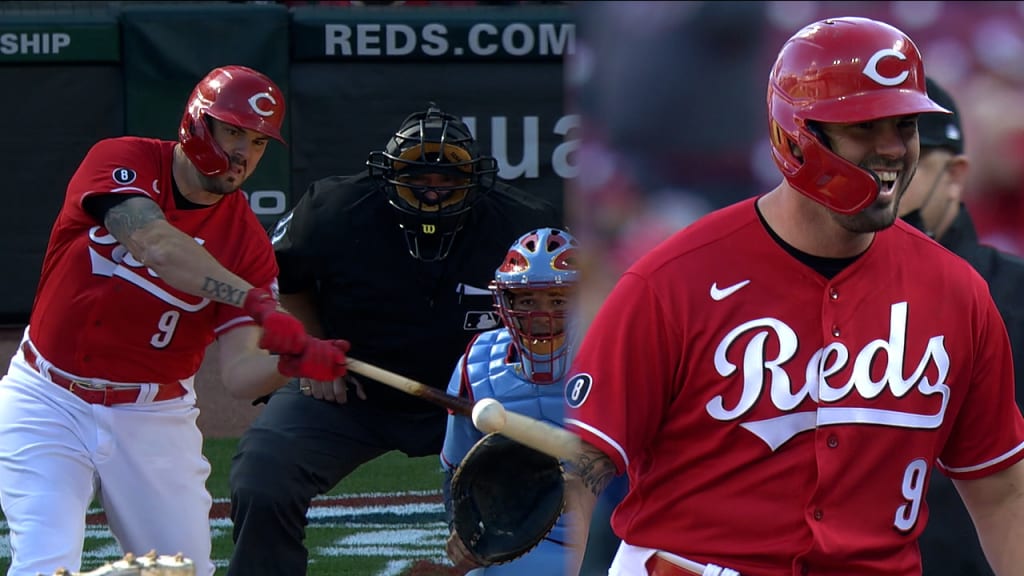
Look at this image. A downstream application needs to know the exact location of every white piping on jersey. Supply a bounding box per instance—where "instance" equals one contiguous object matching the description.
[111,185,151,196]
[216,314,254,335]
[939,439,1024,474]
[565,418,629,468]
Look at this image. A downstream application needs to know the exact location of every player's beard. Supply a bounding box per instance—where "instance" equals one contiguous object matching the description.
[198,157,247,196]
[831,162,917,234]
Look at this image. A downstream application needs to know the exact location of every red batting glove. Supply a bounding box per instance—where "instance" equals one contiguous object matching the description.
[277,338,350,381]
[243,288,307,355]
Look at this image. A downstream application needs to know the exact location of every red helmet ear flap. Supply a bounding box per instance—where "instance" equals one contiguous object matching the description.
[179,112,229,176]
[768,100,880,215]
[785,127,882,214]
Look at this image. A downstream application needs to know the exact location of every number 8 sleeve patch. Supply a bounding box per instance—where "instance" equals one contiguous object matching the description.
[565,373,592,408]
[112,167,137,185]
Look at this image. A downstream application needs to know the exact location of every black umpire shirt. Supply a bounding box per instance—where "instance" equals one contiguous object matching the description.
[920,204,1024,576]
[272,170,562,414]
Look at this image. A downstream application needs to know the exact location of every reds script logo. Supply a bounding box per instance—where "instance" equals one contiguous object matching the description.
[862,48,909,87]
[87,226,212,312]
[709,302,949,451]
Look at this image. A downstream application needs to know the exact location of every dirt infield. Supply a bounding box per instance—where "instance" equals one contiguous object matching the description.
[0,326,261,439]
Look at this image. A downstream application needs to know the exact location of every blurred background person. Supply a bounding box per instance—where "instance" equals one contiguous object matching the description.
[901,76,1024,576]
[566,3,767,574]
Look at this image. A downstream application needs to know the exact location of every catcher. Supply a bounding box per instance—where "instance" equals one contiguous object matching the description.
[441,228,580,575]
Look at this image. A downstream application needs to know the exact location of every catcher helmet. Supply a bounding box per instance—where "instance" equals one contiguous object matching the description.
[179,65,286,177]
[492,228,579,384]
[367,104,498,261]
[767,17,949,214]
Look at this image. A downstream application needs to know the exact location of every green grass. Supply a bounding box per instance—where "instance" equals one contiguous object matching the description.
[205,437,445,496]
[0,438,453,576]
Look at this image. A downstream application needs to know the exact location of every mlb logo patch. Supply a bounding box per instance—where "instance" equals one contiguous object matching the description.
[464,311,500,330]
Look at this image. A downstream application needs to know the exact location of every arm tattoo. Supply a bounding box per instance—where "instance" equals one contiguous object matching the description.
[567,443,618,498]
[106,197,247,307]
[201,278,246,306]
[104,196,166,242]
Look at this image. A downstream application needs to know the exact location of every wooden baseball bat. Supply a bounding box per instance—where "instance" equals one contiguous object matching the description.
[346,357,475,416]
[471,397,580,461]
[346,359,580,461]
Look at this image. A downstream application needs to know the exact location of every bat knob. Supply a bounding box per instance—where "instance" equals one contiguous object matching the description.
[472,398,507,433]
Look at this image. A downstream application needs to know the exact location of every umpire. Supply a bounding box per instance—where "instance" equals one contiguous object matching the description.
[902,78,1024,576]
[227,104,562,575]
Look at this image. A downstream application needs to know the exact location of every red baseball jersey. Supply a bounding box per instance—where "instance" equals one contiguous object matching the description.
[28,137,278,383]
[565,197,1024,575]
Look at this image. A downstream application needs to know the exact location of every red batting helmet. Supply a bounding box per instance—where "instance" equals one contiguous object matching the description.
[179,65,286,176]
[767,17,949,214]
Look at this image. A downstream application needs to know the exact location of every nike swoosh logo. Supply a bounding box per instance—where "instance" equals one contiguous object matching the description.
[710,280,750,301]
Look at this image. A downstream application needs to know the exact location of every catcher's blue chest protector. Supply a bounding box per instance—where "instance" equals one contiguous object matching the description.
[464,329,565,428]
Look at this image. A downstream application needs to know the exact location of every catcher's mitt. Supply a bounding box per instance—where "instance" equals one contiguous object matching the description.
[49,551,195,576]
[450,432,565,565]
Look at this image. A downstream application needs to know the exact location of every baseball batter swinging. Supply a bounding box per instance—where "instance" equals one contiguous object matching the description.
[0,66,349,576]
[562,17,1024,576]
